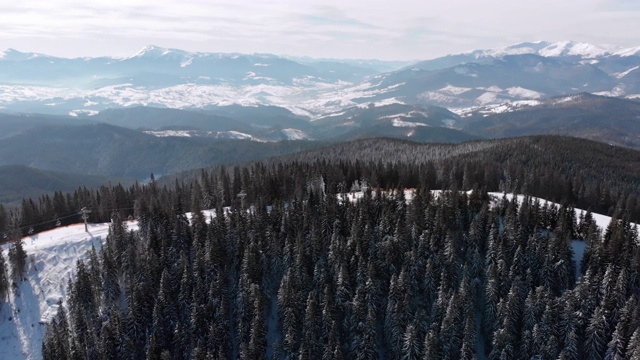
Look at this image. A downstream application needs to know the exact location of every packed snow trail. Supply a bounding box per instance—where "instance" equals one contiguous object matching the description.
[0,220,138,360]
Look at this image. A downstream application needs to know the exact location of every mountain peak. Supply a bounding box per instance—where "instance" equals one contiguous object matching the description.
[0,48,46,61]
[614,46,640,57]
[458,40,633,60]
[128,45,192,59]
[476,41,551,58]
[538,40,615,58]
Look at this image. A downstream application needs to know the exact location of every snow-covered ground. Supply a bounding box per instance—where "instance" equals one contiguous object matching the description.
[0,221,138,360]
[488,192,639,281]
[487,192,636,233]
[344,189,630,280]
[143,130,265,142]
[281,128,309,140]
[392,118,428,128]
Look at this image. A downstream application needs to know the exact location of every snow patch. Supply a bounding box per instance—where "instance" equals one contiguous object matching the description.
[143,130,266,142]
[487,104,510,113]
[225,131,257,140]
[372,97,404,107]
[180,58,193,68]
[554,95,580,104]
[539,41,613,58]
[506,86,542,99]
[68,109,99,117]
[419,91,461,104]
[392,118,428,128]
[512,99,542,106]
[442,119,456,127]
[462,99,542,116]
[144,130,193,137]
[594,86,626,97]
[616,66,639,79]
[379,111,428,120]
[439,85,472,95]
[476,92,498,105]
[483,85,503,92]
[281,128,308,140]
[614,46,640,57]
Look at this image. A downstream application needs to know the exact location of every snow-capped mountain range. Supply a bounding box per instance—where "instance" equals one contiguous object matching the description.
[0,41,638,118]
[463,40,640,59]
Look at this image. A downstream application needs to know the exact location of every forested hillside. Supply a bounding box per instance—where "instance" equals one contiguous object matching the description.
[0,123,324,178]
[460,94,640,149]
[3,135,640,243]
[173,136,640,221]
[40,183,640,359]
[0,165,128,204]
[0,135,637,359]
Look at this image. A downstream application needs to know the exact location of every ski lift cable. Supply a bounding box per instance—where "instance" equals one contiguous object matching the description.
[12,206,137,234]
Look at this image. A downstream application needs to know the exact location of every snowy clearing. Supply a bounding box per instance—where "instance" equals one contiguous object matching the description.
[392,118,428,128]
[281,128,309,140]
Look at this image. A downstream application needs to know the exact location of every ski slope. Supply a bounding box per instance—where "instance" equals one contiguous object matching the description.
[0,220,138,360]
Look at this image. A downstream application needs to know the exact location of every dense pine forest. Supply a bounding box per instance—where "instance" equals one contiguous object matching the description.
[39,182,640,359]
[0,135,638,358]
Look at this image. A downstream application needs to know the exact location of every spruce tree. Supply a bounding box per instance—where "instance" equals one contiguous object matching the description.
[584,306,608,360]
[0,247,9,307]
[8,238,27,282]
[402,323,422,360]
[626,327,640,360]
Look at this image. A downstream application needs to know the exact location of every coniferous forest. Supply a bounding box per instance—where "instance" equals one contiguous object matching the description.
[0,136,637,359]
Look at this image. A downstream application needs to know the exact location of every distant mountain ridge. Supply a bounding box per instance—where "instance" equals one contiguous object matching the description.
[0,122,326,178]
[2,91,640,178]
[0,41,638,117]
[452,40,639,61]
[458,93,640,148]
[0,41,639,167]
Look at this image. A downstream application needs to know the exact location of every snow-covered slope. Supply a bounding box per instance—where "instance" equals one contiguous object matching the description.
[0,221,138,360]
[343,189,631,233]
[463,40,634,60]
[455,92,640,149]
[487,192,636,232]
[143,129,265,141]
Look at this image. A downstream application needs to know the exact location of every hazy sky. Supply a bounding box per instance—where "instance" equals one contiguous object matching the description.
[0,0,638,60]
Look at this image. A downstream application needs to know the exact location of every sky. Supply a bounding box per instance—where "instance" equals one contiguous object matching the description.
[0,0,638,61]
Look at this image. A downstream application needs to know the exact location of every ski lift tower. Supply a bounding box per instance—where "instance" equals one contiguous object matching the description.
[237,190,247,209]
[361,181,369,194]
[79,207,92,232]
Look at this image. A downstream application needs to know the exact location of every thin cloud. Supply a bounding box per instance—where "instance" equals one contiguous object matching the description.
[0,0,637,60]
